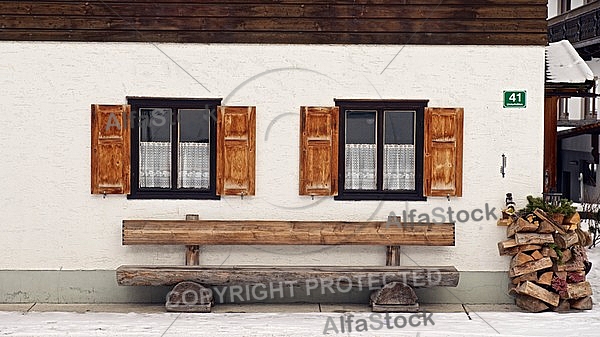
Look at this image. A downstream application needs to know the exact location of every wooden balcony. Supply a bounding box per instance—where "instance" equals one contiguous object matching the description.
[548,1,600,60]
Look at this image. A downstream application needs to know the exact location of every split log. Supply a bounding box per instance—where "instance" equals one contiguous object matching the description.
[515,233,554,245]
[515,294,549,312]
[554,260,585,272]
[563,212,580,227]
[510,253,534,268]
[515,281,559,306]
[510,257,553,277]
[530,250,543,260]
[553,299,571,312]
[570,296,593,310]
[576,229,592,247]
[511,272,538,285]
[507,218,539,237]
[566,281,592,300]
[541,246,558,258]
[555,271,567,279]
[554,232,579,249]
[499,244,543,256]
[533,209,566,235]
[537,272,553,286]
[536,221,555,234]
[497,218,512,227]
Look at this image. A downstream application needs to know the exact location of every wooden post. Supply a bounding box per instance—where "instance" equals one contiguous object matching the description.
[185,214,200,266]
[386,246,400,266]
[544,96,559,193]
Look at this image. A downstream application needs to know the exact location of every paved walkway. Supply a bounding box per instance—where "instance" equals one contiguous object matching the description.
[0,303,598,336]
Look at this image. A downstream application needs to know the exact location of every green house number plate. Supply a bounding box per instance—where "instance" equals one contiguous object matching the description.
[503,91,526,108]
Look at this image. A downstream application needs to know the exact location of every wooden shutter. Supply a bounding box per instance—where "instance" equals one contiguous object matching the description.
[91,104,130,194]
[424,107,464,197]
[217,106,256,196]
[299,106,339,196]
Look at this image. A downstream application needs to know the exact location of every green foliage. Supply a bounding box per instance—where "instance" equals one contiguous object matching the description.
[547,243,563,262]
[519,195,576,217]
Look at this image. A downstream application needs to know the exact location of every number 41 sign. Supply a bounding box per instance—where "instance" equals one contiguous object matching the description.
[503,90,526,108]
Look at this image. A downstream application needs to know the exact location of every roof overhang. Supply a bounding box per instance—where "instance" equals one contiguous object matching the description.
[546,40,596,97]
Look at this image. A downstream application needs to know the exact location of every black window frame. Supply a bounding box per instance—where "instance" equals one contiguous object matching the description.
[335,99,427,201]
[127,97,221,200]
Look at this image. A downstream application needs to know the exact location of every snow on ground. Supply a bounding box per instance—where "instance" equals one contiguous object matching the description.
[1,248,600,337]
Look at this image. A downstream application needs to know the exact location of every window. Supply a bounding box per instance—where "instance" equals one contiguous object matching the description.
[558,0,571,14]
[335,100,427,200]
[128,97,221,199]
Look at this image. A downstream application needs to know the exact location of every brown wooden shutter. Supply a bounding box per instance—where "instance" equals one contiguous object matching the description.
[424,107,464,197]
[216,106,256,196]
[299,106,339,196]
[91,104,130,194]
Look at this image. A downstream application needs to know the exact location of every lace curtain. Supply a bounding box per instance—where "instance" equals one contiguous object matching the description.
[383,144,415,190]
[139,142,210,189]
[139,142,171,188]
[345,143,415,190]
[345,144,377,190]
[178,142,210,189]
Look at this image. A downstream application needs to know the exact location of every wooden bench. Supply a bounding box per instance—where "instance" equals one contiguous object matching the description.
[117,215,459,312]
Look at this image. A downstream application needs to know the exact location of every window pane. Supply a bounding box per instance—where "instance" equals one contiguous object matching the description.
[178,109,211,189]
[385,110,414,145]
[346,110,376,144]
[139,108,172,188]
[384,111,415,190]
[345,110,377,190]
[179,109,210,143]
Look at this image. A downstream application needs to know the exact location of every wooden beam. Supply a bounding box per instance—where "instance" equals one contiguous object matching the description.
[122,220,455,246]
[544,96,559,192]
[116,265,460,288]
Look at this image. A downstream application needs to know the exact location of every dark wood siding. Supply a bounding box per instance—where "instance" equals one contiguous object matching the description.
[0,1,547,45]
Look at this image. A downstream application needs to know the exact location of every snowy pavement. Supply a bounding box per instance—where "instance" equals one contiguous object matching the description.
[1,307,600,337]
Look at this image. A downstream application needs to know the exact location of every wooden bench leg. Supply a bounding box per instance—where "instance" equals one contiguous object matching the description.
[370,282,419,313]
[166,281,213,313]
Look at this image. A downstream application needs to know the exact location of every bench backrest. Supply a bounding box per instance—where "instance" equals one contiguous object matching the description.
[122,220,455,246]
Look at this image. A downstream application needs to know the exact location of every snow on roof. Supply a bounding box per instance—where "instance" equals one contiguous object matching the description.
[546,40,595,84]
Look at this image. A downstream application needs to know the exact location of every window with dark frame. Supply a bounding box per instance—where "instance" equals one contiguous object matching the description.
[335,99,427,201]
[128,97,221,199]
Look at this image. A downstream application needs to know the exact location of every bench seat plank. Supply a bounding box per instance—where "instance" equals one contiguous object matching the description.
[116,265,459,288]
[122,221,455,246]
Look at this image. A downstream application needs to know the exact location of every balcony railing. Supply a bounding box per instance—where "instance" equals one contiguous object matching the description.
[549,1,600,54]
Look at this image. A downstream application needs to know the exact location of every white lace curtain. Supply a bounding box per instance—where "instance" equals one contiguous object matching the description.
[140,142,171,188]
[178,142,210,189]
[345,144,377,190]
[383,144,415,190]
[345,143,415,190]
[139,142,209,189]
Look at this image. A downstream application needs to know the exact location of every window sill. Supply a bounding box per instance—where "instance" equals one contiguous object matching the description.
[127,191,220,200]
[334,192,427,201]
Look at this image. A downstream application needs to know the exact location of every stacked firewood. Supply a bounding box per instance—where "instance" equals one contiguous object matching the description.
[498,208,593,312]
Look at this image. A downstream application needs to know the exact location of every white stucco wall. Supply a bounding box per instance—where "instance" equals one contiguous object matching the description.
[0,42,545,272]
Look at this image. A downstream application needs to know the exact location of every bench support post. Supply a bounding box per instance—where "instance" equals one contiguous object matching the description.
[185,214,200,266]
[166,281,213,313]
[370,282,419,312]
[386,246,400,266]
